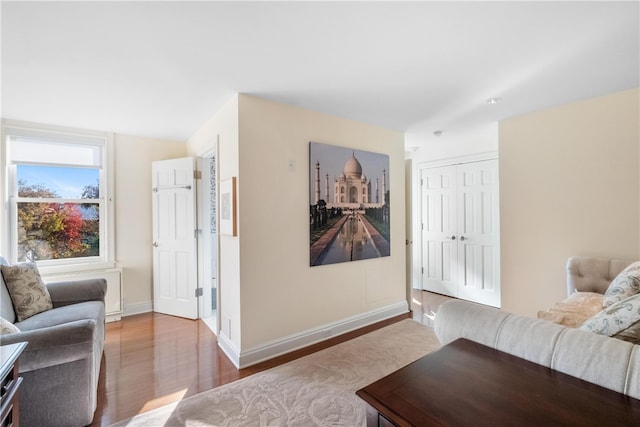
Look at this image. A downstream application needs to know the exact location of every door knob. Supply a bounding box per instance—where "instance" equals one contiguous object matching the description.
[153,242,159,247]
[449,235,456,240]
[460,236,466,241]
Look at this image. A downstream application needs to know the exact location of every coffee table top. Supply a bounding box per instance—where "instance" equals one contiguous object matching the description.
[357,338,640,426]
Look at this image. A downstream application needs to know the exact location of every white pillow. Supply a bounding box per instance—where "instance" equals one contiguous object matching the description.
[603,261,640,308]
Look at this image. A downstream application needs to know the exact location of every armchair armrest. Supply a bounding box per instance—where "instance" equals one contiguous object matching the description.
[0,319,98,372]
[47,278,107,307]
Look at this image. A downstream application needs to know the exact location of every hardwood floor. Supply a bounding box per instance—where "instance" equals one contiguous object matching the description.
[92,313,234,426]
[410,289,455,327]
[91,311,410,426]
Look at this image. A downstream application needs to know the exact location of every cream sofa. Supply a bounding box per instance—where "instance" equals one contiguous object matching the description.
[434,255,640,399]
[434,299,640,399]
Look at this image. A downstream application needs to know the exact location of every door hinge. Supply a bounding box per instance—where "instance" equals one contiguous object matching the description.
[194,170,202,180]
[195,288,203,297]
[421,267,424,274]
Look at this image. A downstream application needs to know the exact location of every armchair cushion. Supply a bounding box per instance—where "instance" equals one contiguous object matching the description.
[0,262,52,321]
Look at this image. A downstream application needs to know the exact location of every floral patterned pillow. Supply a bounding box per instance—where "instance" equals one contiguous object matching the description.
[0,317,20,334]
[580,292,640,336]
[0,262,53,321]
[603,261,640,308]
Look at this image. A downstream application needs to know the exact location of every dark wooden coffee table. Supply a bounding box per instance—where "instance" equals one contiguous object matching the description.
[356,338,640,426]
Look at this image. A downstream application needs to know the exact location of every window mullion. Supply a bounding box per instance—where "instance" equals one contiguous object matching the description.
[15,197,95,204]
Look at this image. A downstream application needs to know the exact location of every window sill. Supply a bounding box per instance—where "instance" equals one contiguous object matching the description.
[37,260,116,276]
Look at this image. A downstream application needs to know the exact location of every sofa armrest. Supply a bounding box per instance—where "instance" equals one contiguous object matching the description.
[47,278,107,307]
[0,319,98,372]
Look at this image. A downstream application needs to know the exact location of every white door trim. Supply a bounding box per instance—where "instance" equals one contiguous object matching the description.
[416,151,498,169]
[195,138,221,334]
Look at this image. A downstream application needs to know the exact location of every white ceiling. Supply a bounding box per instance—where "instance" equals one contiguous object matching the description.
[2,1,638,150]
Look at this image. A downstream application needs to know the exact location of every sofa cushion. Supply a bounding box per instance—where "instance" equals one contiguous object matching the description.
[603,261,640,308]
[0,317,20,334]
[0,262,52,321]
[580,293,640,336]
[16,300,104,332]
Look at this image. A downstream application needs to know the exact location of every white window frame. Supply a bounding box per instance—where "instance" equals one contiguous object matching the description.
[1,120,115,274]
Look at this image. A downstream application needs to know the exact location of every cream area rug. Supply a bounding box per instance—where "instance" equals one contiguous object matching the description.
[112,319,441,427]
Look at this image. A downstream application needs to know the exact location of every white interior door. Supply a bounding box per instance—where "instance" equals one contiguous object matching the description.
[456,160,501,307]
[420,165,458,297]
[152,157,198,319]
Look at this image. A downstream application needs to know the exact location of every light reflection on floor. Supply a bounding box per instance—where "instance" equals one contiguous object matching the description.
[410,289,455,327]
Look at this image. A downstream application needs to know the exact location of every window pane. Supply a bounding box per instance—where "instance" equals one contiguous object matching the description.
[10,136,102,167]
[17,165,100,199]
[17,202,100,261]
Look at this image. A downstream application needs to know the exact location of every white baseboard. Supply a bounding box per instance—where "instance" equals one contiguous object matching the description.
[217,332,240,368]
[123,300,153,317]
[225,301,409,369]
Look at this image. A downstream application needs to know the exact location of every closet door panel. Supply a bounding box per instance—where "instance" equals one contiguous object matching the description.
[457,159,501,307]
[420,166,458,297]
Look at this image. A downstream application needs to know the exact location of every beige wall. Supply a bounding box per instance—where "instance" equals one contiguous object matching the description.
[188,94,405,354]
[237,95,405,350]
[114,133,186,314]
[500,88,640,317]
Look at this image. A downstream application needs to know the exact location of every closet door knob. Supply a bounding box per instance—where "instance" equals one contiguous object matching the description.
[460,236,466,241]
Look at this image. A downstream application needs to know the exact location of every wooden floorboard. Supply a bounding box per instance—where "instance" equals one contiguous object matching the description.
[91,311,409,426]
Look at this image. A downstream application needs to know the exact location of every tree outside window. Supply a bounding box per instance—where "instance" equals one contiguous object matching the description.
[16,166,101,262]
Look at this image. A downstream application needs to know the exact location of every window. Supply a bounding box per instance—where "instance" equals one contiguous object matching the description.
[3,122,114,271]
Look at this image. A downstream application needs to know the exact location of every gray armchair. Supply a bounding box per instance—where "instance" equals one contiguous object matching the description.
[0,257,106,427]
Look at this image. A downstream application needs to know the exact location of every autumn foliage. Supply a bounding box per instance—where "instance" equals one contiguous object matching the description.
[17,180,99,261]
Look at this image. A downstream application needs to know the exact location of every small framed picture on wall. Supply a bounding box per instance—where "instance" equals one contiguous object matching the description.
[220,177,237,236]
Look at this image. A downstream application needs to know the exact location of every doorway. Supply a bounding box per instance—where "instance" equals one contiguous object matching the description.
[197,151,219,334]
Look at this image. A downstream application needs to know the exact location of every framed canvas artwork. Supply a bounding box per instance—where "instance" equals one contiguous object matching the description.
[309,142,390,266]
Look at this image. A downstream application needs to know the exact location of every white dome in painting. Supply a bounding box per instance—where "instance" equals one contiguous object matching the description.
[344,153,362,179]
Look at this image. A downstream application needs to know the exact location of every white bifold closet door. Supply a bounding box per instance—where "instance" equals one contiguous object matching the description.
[420,159,500,308]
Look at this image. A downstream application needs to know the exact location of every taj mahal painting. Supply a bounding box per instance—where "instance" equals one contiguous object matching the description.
[309,142,390,266]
